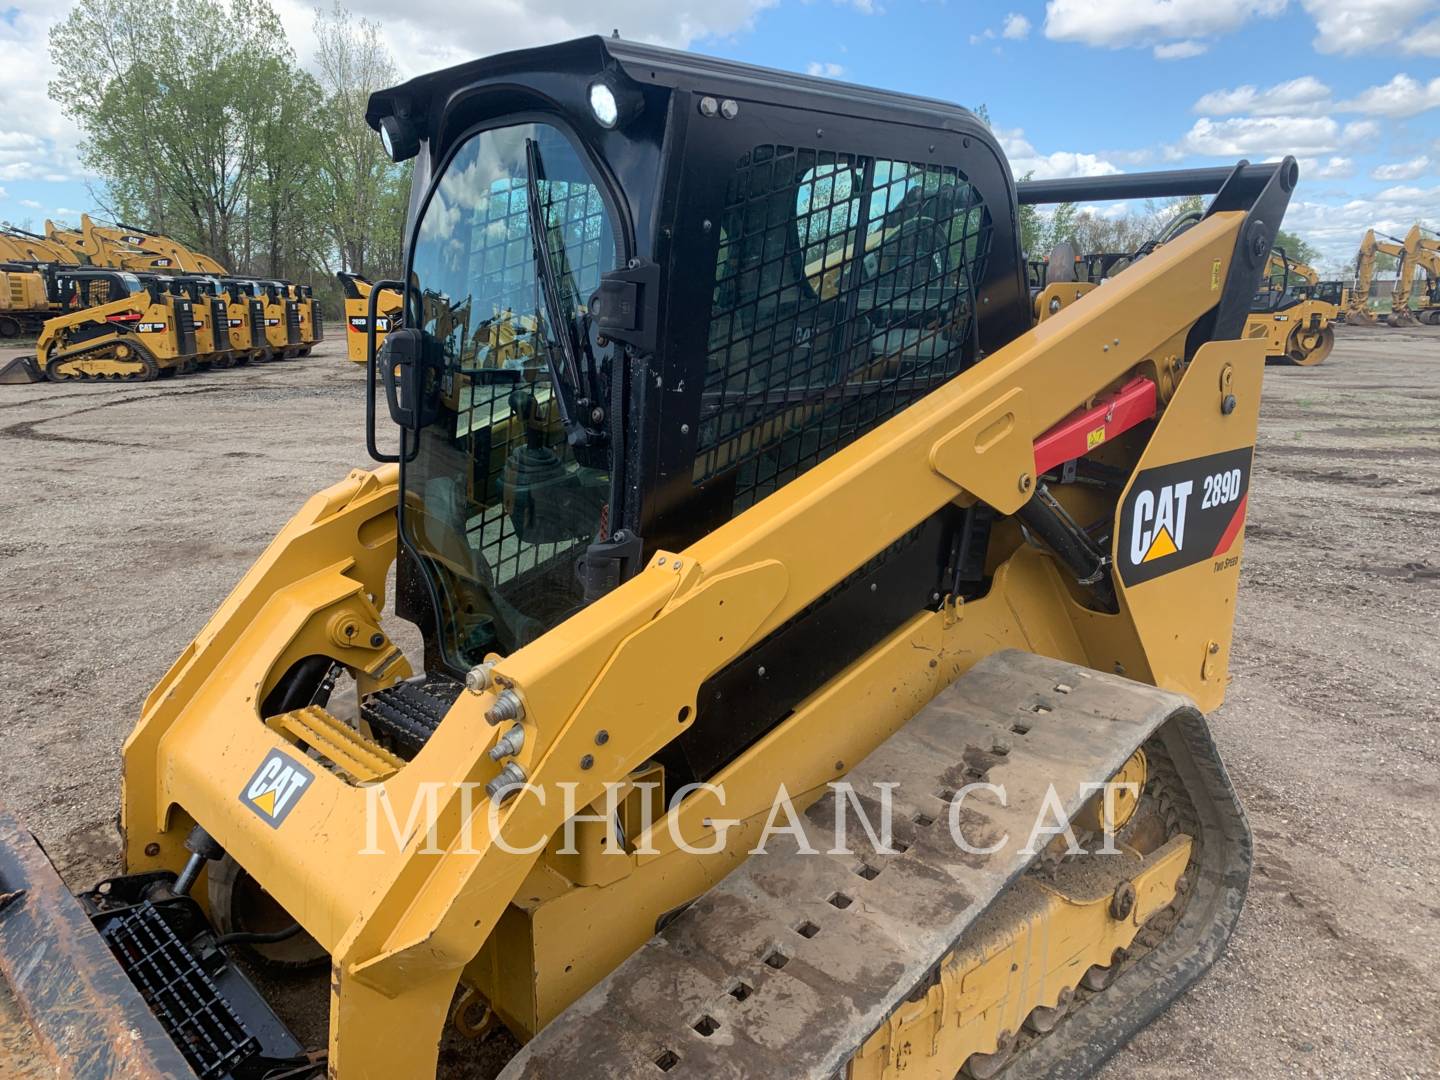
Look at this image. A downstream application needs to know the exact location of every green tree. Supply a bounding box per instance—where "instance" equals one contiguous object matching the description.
[48,0,325,274]
[312,2,408,278]
[1273,228,1319,267]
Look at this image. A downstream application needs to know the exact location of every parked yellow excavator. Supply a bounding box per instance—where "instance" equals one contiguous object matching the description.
[0,225,80,265]
[339,271,402,361]
[1243,246,1337,365]
[0,38,1293,1080]
[44,213,231,275]
[1390,224,1440,326]
[1348,228,1406,325]
[0,262,56,338]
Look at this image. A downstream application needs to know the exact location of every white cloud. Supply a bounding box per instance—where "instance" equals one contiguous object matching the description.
[1401,17,1440,53]
[20,198,43,209]
[998,127,1123,180]
[1002,13,1032,39]
[0,186,7,201]
[1301,0,1434,54]
[1316,156,1355,179]
[805,61,846,77]
[1154,40,1208,58]
[1371,155,1432,180]
[1044,0,1285,48]
[1335,74,1440,117]
[0,2,87,184]
[1275,185,1440,266]
[1174,116,1382,158]
[1192,76,1332,117]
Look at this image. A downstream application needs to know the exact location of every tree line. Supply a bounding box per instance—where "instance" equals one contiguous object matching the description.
[44,0,407,301]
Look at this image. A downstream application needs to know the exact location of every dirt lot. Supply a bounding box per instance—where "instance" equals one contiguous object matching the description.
[0,329,1437,1077]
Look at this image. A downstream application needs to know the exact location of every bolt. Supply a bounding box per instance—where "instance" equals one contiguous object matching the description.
[1209,641,1221,654]
[1018,473,1034,493]
[680,423,690,434]
[701,219,712,234]
[870,583,878,592]
[591,406,605,424]
[757,665,766,677]
[698,96,719,117]
[720,99,739,120]
[485,688,524,726]
[369,632,385,648]
[658,557,667,566]
[464,662,496,695]
[144,843,161,857]
[1221,393,1237,415]
[343,623,356,638]
[580,754,595,770]
[595,729,610,745]
[488,723,525,761]
[485,761,527,802]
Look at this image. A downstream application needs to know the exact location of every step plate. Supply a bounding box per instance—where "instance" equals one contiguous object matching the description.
[502,650,1194,1080]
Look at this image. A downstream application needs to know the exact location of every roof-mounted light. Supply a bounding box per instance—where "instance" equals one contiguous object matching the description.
[587,73,643,130]
[378,111,420,163]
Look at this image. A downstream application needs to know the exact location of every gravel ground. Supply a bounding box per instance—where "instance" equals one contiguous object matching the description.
[0,329,1437,1077]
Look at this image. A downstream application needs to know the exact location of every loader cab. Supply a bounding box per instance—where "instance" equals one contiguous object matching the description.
[368,35,1028,678]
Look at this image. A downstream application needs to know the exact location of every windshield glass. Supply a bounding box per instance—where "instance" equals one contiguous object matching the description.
[403,120,620,670]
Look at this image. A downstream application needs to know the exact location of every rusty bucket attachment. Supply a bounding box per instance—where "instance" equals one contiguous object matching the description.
[0,807,192,1077]
[0,355,42,384]
[0,806,316,1079]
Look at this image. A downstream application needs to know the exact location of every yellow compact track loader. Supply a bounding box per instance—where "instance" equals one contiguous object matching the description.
[1243,246,1337,365]
[221,278,280,362]
[339,270,402,361]
[6,268,201,381]
[289,282,325,356]
[169,275,247,368]
[0,38,1293,1080]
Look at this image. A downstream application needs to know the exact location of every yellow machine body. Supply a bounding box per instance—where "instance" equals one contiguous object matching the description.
[44,214,230,275]
[339,272,401,362]
[0,266,54,338]
[35,273,199,381]
[1391,224,1440,326]
[0,40,1291,1080]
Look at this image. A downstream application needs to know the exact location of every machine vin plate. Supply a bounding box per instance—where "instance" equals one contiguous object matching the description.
[501,651,1193,1080]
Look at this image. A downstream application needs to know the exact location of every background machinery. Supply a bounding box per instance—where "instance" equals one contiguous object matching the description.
[339,270,401,361]
[1391,224,1440,326]
[0,38,1290,1080]
[1243,246,1337,365]
[0,267,200,381]
[0,225,80,265]
[1348,228,1406,325]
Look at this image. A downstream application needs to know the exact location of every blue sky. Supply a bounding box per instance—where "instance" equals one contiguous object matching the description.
[2,0,1437,271]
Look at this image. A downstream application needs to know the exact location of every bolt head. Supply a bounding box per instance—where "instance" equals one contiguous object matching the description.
[698,96,719,117]
[580,754,595,770]
[1221,393,1238,415]
[719,98,739,120]
[595,729,610,745]
[369,632,385,648]
[1018,473,1034,493]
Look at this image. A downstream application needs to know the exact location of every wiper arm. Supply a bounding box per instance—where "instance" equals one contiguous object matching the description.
[523,137,593,445]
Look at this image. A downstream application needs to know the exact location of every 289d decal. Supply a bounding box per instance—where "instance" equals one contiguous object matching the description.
[1116,447,1253,586]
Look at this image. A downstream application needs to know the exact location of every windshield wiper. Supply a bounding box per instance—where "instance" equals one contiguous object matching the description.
[523,137,602,448]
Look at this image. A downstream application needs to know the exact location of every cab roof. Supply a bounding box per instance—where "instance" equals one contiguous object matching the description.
[367,35,991,143]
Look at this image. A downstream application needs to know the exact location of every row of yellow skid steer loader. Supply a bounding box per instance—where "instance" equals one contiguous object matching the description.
[0,36,1294,1080]
[0,269,324,382]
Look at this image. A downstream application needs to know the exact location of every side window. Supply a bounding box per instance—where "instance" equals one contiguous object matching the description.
[700,143,991,508]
